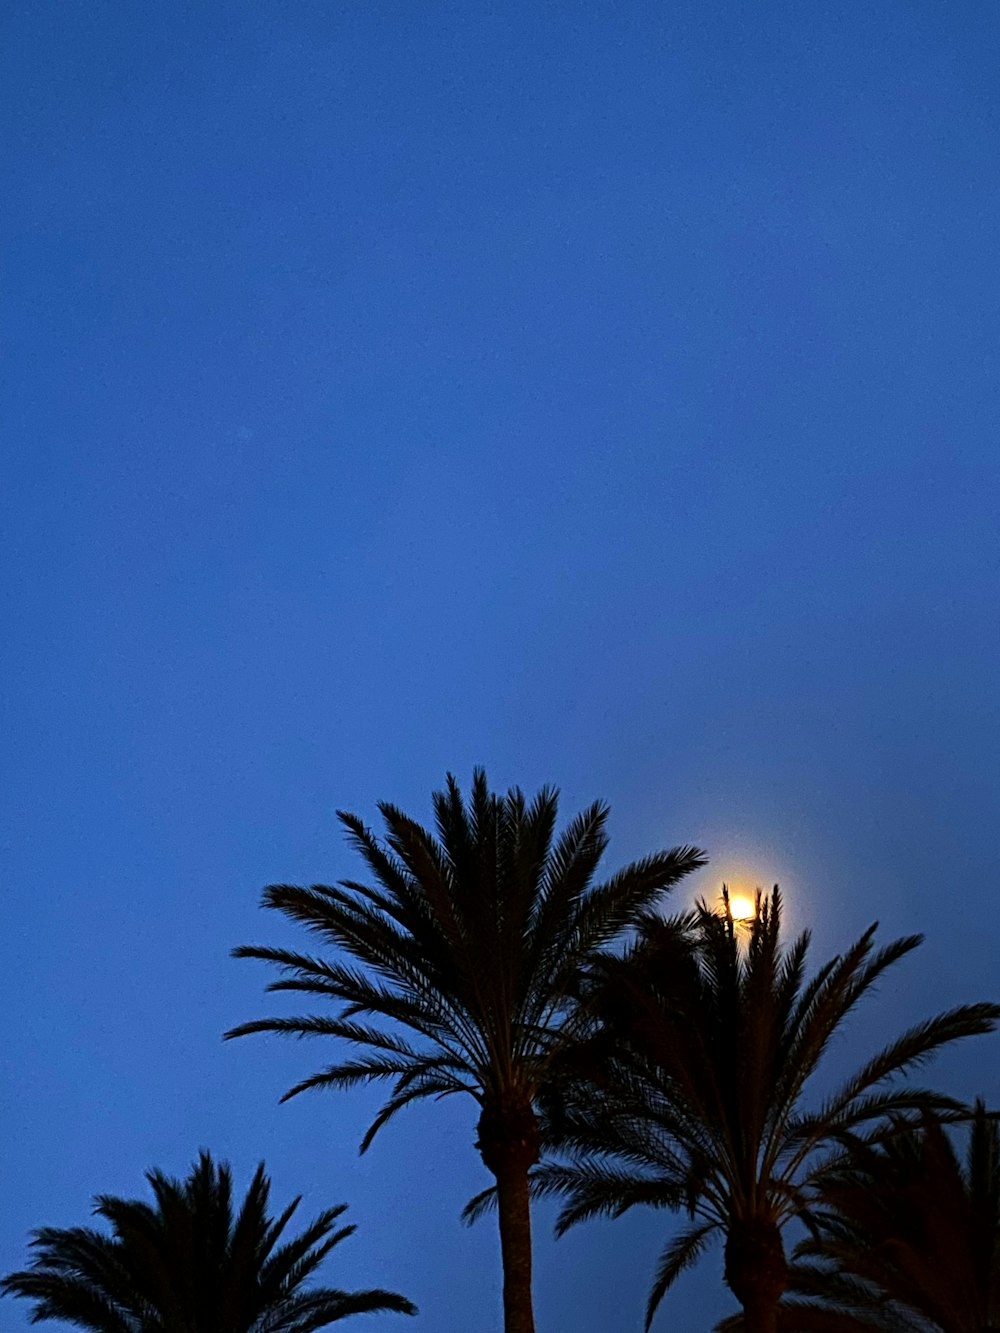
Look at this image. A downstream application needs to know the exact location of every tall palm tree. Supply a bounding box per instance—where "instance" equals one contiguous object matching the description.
[225,768,706,1333]
[526,887,999,1333]
[766,1100,1000,1333]
[1,1150,415,1333]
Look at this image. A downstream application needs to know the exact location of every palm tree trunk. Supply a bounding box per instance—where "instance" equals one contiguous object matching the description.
[494,1152,536,1333]
[477,1100,540,1333]
[738,1293,779,1333]
[724,1219,786,1333]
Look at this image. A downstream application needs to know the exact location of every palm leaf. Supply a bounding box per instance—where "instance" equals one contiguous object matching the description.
[645,1221,718,1330]
[2,1154,414,1333]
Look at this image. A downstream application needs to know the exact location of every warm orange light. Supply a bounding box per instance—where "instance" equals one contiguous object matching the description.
[727,892,756,922]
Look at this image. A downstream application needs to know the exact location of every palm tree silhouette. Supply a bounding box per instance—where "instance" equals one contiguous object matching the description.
[527,887,999,1333]
[1,1149,415,1332]
[767,1100,1000,1332]
[226,768,705,1333]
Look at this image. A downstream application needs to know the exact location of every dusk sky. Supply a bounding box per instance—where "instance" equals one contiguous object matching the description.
[3,2,999,1330]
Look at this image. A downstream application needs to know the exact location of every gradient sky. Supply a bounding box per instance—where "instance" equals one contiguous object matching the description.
[3,2,999,1330]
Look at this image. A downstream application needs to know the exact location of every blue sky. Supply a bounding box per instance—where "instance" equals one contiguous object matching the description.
[3,2,999,1329]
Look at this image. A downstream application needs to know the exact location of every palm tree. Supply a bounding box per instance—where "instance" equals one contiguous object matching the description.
[527,887,1000,1333]
[225,768,706,1333]
[1,1149,415,1332]
[765,1100,1000,1332]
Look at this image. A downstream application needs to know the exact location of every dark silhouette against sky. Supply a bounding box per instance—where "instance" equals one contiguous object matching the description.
[3,3,998,1330]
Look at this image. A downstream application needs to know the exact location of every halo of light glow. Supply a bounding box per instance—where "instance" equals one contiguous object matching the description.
[678,834,809,939]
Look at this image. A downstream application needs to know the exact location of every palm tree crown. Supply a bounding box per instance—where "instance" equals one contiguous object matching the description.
[226,768,706,1333]
[531,887,1000,1333]
[1,1150,415,1333]
[778,1100,1000,1332]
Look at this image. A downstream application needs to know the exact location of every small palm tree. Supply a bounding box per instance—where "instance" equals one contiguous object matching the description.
[529,887,1000,1333]
[1,1150,415,1333]
[226,768,706,1333]
[770,1101,1000,1333]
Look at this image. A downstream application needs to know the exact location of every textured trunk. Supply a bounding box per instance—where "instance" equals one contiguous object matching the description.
[738,1292,779,1333]
[477,1100,540,1333]
[493,1149,536,1333]
[724,1218,787,1333]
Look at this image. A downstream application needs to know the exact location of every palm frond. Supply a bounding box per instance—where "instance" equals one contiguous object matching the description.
[645,1221,718,1330]
[523,1158,685,1236]
[460,1182,500,1226]
[1,1154,413,1333]
[358,1072,470,1154]
[815,1004,1000,1129]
